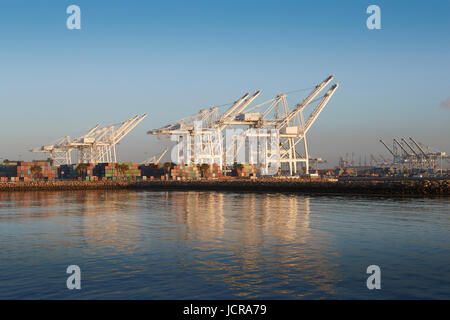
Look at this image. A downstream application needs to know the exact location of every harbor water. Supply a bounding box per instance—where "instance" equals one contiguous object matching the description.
[0,190,449,299]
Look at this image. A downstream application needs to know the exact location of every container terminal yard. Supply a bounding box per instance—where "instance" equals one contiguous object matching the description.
[1,76,449,195]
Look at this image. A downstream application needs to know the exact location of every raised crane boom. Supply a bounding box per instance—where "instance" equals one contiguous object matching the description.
[114,114,147,144]
[379,139,395,156]
[229,90,261,119]
[409,137,428,158]
[280,75,334,128]
[83,124,100,138]
[401,138,419,156]
[214,91,262,130]
[393,138,411,156]
[303,83,339,134]
[219,93,250,121]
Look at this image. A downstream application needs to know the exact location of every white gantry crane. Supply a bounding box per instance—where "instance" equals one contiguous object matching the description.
[148,106,222,166]
[216,76,338,175]
[31,114,147,165]
[276,79,338,175]
[148,75,339,176]
[29,135,74,165]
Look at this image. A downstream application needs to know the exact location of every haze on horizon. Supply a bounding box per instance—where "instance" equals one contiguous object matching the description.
[0,1,449,167]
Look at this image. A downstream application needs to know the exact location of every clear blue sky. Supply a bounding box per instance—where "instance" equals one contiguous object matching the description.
[0,0,449,166]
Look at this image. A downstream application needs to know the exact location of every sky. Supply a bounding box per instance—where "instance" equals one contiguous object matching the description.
[0,0,449,166]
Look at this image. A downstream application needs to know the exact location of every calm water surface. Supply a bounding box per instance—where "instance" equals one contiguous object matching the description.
[0,190,449,299]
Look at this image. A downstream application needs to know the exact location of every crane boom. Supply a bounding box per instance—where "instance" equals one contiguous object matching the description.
[394,138,411,156]
[114,116,139,139]
[379,139,395,156]
[229,90,261,118]
[156,148,168,163]
[409,137,428,158]
[280,75,334,128]
[220,93,250,121]
[114,114,147,144]
[83,124,100,137]
[401,138,419,156]
[303,83,339,134]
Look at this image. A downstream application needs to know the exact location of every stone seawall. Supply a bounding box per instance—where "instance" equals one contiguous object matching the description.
[0,179,449,196]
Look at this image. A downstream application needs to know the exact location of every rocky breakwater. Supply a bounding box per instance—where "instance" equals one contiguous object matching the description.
[0,180,133,192]
[130,178,450,196]
[0,179,449,196]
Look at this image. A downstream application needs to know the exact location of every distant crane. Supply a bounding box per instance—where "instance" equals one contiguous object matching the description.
[31,114,147,164]
[379,137,449,169]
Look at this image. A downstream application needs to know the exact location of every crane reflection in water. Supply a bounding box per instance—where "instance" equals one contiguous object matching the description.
[0,190,341,298]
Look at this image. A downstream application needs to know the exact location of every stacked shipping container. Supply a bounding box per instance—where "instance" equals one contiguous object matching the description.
[200,163,223,178]
[0,161,239,181]
[94,162,141,180]
[58,163,96,180]
[16,161,57,181]
[139,163,166,179]
[170,164,201,180]
[17,161,53,180]
[232,163,259,177]
[0,164,17,178]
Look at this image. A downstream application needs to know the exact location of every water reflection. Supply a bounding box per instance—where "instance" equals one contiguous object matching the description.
[158,192,339,297]
[0,191,142,254]
[0,191,342,298]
